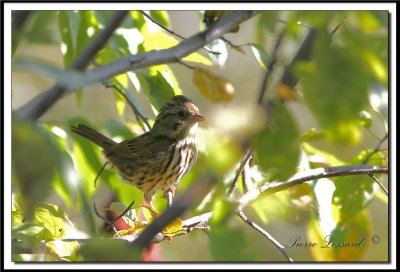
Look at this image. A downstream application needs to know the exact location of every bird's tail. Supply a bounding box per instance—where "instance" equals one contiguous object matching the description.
[70,124,116,149]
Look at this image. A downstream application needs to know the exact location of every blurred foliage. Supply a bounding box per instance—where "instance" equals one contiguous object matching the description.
[11,10,388,262]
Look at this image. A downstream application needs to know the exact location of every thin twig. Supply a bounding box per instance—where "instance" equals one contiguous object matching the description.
[105,200,136,232]
[369,174,388,196]
[257,30,285,104]
[362,134,388,164]
[105,82,151,131]
[94,162,108,187]
[241,165,250,194]
[140,11,220,56]
[238,210,294,262]
[176,59,196,70]
[93,202,118,234]
[226,150,252,197]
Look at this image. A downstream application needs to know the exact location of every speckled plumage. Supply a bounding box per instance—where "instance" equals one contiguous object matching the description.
[71,95,205,203]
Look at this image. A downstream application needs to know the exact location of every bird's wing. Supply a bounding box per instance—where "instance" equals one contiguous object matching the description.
[110,134,174,162]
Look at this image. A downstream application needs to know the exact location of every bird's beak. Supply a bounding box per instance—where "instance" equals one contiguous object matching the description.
[191,113,206,122]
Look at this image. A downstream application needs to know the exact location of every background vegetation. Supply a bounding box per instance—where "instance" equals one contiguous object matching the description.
[11,10,388,262]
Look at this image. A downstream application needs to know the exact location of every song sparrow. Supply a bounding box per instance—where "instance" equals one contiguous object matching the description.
[71,95,205,205]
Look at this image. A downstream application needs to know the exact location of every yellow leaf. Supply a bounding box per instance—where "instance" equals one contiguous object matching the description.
[46,240,80,258]
[139,206,187,237]
[144,31,212,66]
[192,67,235,103]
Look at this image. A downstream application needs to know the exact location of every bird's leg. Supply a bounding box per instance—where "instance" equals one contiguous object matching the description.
[163,186,175,207]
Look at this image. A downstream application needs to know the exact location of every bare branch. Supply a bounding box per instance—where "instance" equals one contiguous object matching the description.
[362,133,388,164]
[226,150,252,197]
[239,164,388,208]
[238,210,294,262]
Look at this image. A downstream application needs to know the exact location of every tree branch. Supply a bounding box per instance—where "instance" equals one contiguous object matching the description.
[239,164,388,208]
[131,174,218,249]
[16,10,259,121]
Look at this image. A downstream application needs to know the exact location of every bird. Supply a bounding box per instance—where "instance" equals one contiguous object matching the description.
[71,95,205,207]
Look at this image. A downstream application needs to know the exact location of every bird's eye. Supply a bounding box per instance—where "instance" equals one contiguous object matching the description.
[177,110,185,118]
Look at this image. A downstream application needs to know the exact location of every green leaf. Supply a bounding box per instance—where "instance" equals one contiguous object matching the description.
[78,238,141,261]
[332,175,374,221]
[358,111,372,128]
[209,224,253,261]
[34,203,68,239]
[369,83,388,123]
[12,116,60,218]
[136,70,175,111]
[256,11,279,43]
[26,11,57,44]
[253,102,300,180]
[12,224,44,246]
[58,11,75,67]
[149,10,170,27]
[295,29,370,145]
[15,59,98,89]
[300,128,327,142]
[46,240,80,258]
[302,143,345,166]
[249,43,270,71]
[210,199,237,225]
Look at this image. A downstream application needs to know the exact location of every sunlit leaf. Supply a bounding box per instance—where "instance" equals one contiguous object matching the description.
[192,67,235,103]
[149,10,170,27]
[143,31,212,66]
[369,82,388,123]
[12,224,44,246]
[46,240,80,258]
[136,70,175,111]
[249,43,269,71]
[358,111,373,128]
[302,143,345,167]
[58,11,75,67]
[34,203,69,239]
[307,211,371,261]
[357,11,383,34]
